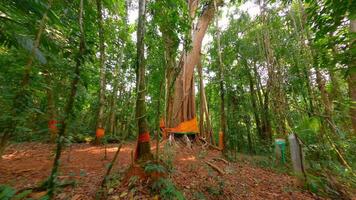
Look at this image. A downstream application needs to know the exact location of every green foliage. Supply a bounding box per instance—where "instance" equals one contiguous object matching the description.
[151,178,185,200]
[148,0,191,53]
[0,185,16,200]
[0,185,35,200]
[193,191,206,200]
[128,176,139,189]
[144,162,166,174]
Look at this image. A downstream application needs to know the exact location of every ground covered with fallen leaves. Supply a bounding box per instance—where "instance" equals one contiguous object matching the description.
[0,141,322,199]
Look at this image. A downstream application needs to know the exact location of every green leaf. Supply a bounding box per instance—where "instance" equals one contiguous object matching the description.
[13,189,32,200]
[0,185,16,200]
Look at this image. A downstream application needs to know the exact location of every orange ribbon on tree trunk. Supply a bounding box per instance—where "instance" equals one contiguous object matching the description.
[134,132,150,160]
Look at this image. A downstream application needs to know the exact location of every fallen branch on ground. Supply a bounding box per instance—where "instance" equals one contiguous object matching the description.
[213,157,229,164]
[205,161,224,175]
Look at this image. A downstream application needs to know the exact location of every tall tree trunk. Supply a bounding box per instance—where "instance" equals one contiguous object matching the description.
[135,0,152,161]
[96,0,106,136]
[159,24,178,128]
[47,0,85,196]
[348,19,356,135]
[198,58,215,144]
[247,62,262,139]
[157,80,164,131]
[168,0,221,128]
[244,115,254,154]
[198,63,205,139]
[260,3,274,142]
[214,0,227,151]
[329,43,341,104]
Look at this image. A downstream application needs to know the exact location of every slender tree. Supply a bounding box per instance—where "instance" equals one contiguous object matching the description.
[47,0,86,197]
[135,0,152,161]
[349,19,356,134]
[95,0,106,141]
[214,0,227,150]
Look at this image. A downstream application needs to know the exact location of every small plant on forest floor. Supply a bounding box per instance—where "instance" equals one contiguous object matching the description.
[143,161,184,199]
[151,178,185,200]
[144,162,166,174]
[159,143,176,173]
[193,191,206,200]
[96,173,121,199]
[305,172,354,199]
[204,176,225,196]
[128,176,139,189]
[0,185,33,200]
[106,173,121,189]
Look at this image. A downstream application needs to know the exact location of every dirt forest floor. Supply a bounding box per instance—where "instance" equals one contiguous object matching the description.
[0,142,323,200]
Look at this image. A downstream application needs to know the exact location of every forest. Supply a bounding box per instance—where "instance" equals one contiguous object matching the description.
[0,0,355,199]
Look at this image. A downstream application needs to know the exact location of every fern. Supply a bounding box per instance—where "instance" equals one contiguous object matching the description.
[151,178,185,200]
[144,162,166,174]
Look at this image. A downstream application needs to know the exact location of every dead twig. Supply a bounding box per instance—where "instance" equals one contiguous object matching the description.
[213,157,229,164]
[205,161,224,175]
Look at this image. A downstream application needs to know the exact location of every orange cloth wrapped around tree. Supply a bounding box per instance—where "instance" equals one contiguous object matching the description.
[164,117,199,134]
[138,132,150,143]
[96,128,105,138]
[48,120,58,133]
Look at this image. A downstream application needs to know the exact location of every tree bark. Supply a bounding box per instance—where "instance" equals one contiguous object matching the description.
[96,0,106,132]
[348,19,356,135]
[244,115,254,154]
[247,62,262,139]
[135,0,152,161]
[168,0,221,128]
[197,57,214,144]
[198,62,205,138]
[214,0,227,151]
[259,3,274,142]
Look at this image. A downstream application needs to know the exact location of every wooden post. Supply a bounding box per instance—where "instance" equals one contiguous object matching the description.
[288,133,306,181]
[218,131,224,150]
